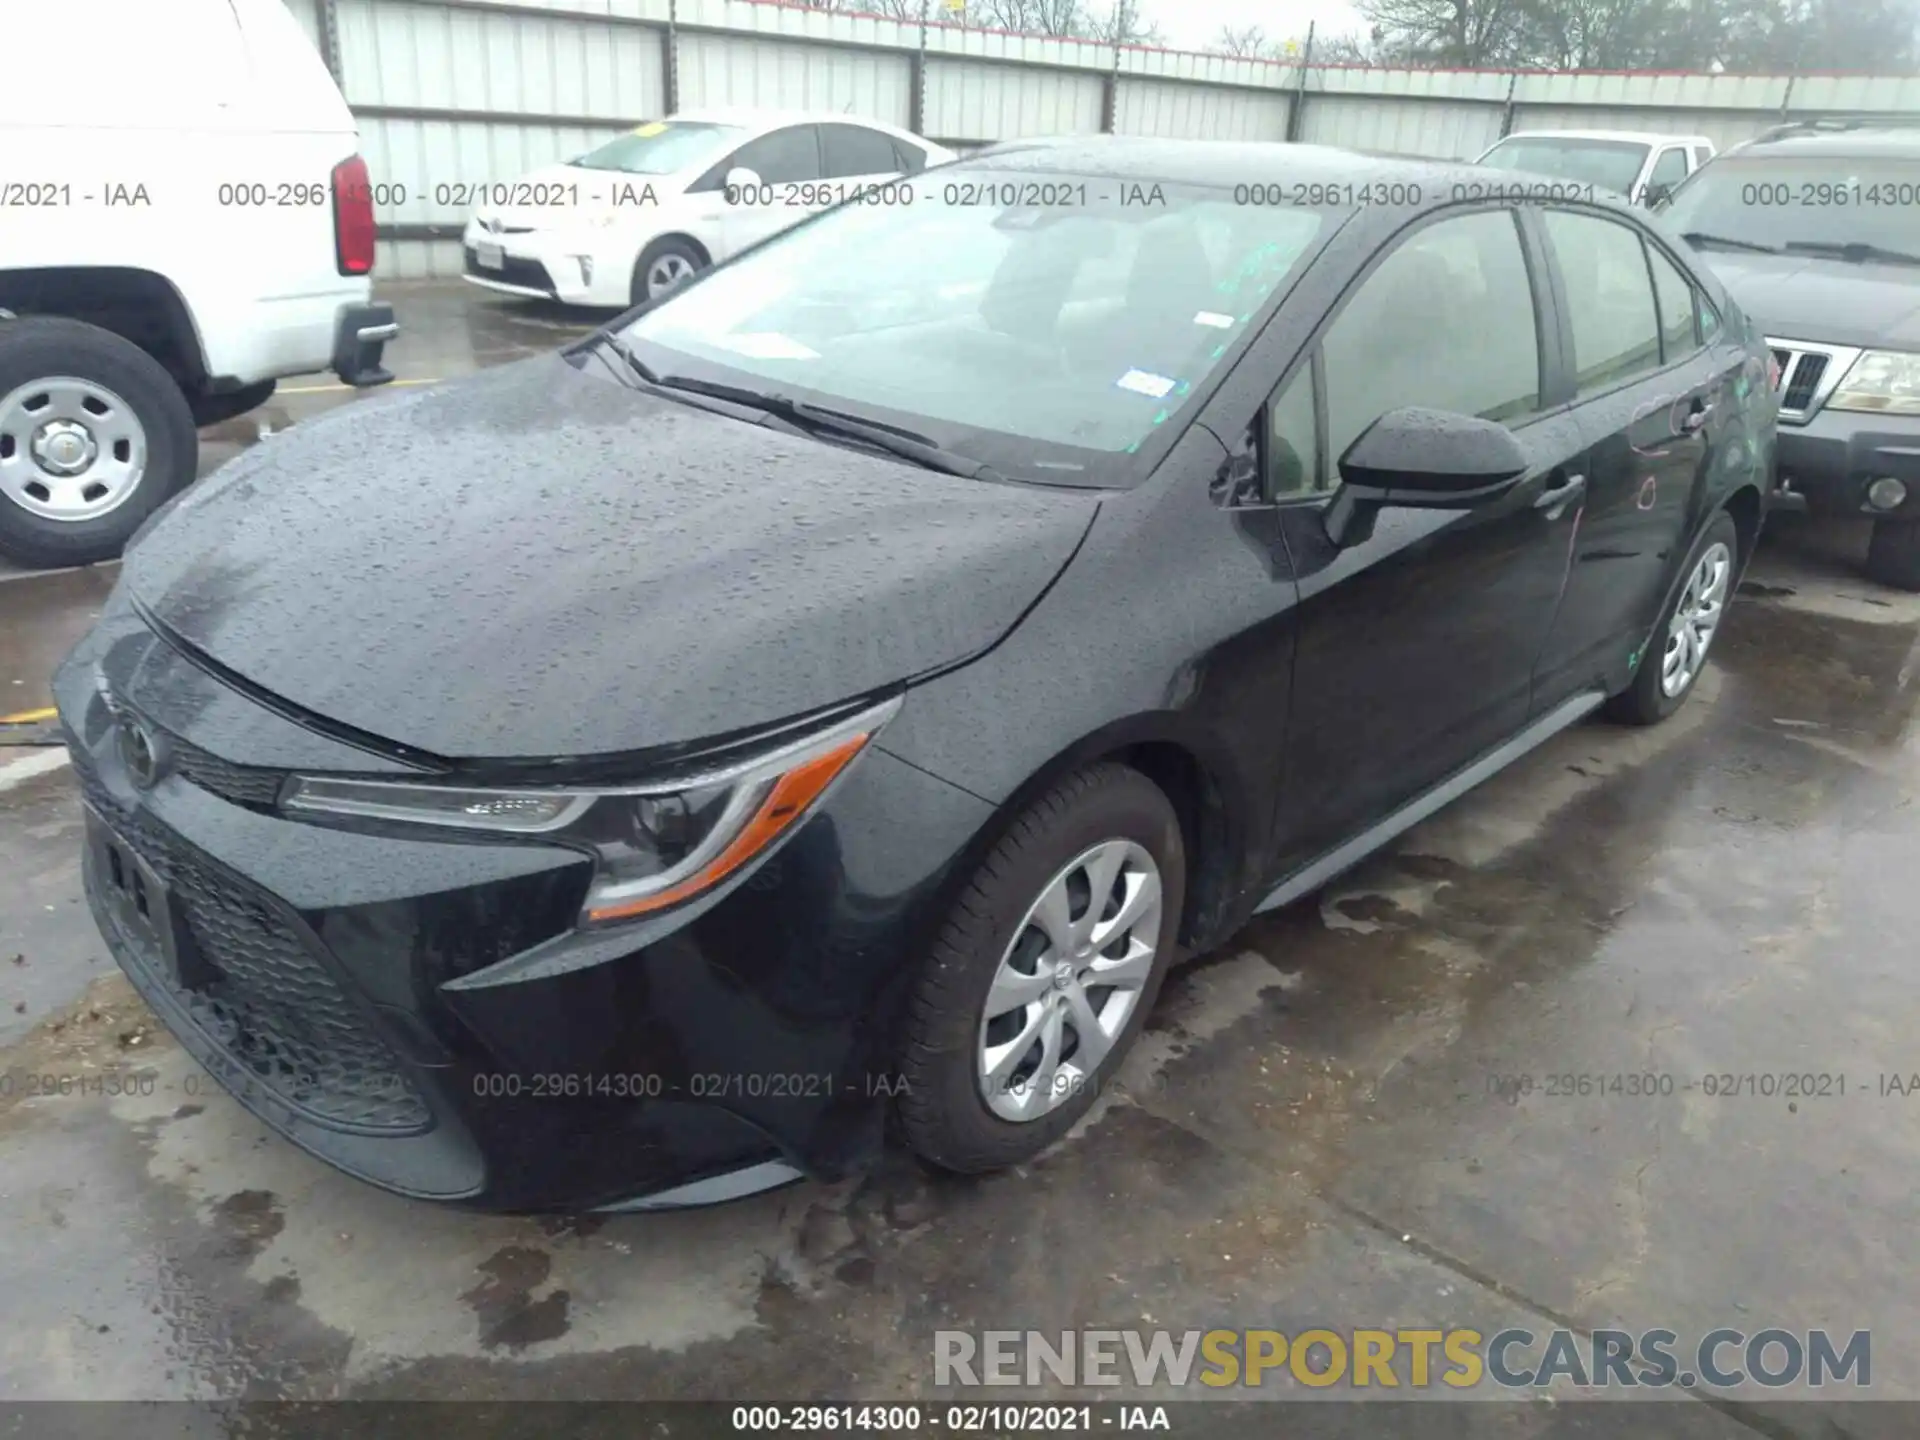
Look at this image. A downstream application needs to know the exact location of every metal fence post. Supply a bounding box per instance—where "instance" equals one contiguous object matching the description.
[1500,68,1518,136]
[664,0,681,115]
[317,0,345,89]
[911,0,929,136]
[1284,21,1314,142]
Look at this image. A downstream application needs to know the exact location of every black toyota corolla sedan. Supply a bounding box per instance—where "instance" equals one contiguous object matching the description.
[56,138,1776,1213]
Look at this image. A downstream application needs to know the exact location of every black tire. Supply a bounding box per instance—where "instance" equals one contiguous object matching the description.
[629,237,707,306]
[1605,511,1740,726]
[0,316,197,569]
[1865,519,1920,593]
[896,763,1186,1173]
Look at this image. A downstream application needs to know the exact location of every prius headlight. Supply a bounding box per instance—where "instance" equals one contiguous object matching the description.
[281,697,900,926]
[1830,349,1920,416]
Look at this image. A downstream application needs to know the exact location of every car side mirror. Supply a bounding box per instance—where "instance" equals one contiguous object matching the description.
[1643,181,1673,208]
[1324,407,1530,548]
[725,166,763,197]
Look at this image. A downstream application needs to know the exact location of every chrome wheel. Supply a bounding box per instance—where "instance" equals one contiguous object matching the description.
[0,375,148,522]
[976,839,1163,1123]
[646,253,696,296]
[1661,540,1732,697]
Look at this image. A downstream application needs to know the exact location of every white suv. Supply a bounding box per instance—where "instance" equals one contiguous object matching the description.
[0,0,395,569]
[462,110,953,310]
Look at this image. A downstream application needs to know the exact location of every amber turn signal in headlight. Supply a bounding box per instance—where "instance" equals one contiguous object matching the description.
[281,695,902,925]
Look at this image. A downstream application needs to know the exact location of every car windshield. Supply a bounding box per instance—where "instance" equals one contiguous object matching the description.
[619,171,1332,486]
[567,121,741,175]
[1479,137,1652,195]
[1661,155,1920,256]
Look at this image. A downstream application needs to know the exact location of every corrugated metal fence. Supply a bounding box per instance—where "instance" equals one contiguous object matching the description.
[278,0,1920,278]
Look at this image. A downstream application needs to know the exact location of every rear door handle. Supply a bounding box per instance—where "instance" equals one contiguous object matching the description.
[1683,401,1716,431]
[1534,471,1587,517]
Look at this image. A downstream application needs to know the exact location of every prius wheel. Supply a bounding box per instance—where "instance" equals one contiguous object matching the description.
[1606,511,1739,726]
[897,764,1184,1173]
[630,238,706,306]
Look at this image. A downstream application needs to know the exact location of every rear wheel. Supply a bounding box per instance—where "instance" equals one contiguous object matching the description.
[1865,518,1920,593]
[896,763,1184,1173]
[629,237,706,306]
[1605,511,1738,726]
[0,316,196,568]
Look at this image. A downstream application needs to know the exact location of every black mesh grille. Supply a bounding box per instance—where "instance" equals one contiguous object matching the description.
[98,692,287,812]
[72,741,431,1135]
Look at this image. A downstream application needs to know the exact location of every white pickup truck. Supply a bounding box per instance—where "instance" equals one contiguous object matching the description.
[0,0,396,569]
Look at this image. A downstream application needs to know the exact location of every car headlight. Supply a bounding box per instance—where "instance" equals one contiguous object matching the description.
[281,696,901,926]
[1829,350,1920,416]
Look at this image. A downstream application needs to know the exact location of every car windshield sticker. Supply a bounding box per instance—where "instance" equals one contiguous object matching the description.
[632,121,668,137]
[713,332,820,361]
[1116,369,1176,399]
[1194,311,1236,329]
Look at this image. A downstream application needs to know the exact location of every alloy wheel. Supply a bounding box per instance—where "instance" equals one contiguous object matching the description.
[1661,540,1732,697]
[646,254,696,296]
[975,838,1163,1123]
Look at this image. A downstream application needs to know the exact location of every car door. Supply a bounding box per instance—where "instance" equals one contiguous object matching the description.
[1529,209,1734,710]
[1266,207,1589,878]
[1641,144,1691,206]
[702,124,825,258]
[819,121,910,194]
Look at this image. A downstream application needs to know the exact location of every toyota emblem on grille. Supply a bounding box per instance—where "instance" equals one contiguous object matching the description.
[118,716,165,790]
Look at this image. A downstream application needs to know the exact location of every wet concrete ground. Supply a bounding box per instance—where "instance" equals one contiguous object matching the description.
[2,283,1919,1431]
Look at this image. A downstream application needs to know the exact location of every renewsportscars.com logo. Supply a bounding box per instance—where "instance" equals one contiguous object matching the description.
[934,1328,1871,1391]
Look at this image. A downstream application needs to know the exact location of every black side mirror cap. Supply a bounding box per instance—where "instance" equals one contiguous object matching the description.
[1324,406,1530,547]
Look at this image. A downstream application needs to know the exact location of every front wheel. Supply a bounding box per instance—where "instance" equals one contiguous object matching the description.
[896,763,1185,1173]
[1605,511,1739,726]
[0,316,197,568]
[630,237,707,306]
[1865,519,1920,593]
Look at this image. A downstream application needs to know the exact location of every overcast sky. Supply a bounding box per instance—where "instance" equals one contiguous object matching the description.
[1139,0,1368,51]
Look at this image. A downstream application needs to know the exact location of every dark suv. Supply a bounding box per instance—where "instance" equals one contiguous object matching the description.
[1660,119,1920,589]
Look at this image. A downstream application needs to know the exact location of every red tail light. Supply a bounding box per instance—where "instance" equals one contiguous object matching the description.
[331,154,376,276]
[1768,353,1782,390]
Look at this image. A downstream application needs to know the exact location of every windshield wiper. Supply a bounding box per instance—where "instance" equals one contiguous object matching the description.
[578,330,662,387]
[1783,239,1920,267]
[1681,231,1780,254]
[649,375,1005,482]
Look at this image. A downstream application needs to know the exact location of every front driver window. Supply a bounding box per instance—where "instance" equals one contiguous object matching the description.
[1648,147,1690,194]
[1321,210,1543,469]
[694,126,822,191]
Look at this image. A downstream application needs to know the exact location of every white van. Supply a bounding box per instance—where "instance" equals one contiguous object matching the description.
[0,0,396,569]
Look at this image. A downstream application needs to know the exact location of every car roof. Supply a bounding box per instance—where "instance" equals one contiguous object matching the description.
[668,107,919,139]
[960,136,1629,198]
[1729,124,1920,159]
[1494,129,1713,146]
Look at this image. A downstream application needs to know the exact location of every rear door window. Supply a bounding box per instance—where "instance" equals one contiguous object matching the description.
[821,124,904,180]
[1543,211,1663,394]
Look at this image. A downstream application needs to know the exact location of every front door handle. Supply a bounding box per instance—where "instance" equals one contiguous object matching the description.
[1683,399,1716,432]
[1534,471,1587,518]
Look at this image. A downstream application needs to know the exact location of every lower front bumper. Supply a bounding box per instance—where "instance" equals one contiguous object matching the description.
[1774,407,1920,520]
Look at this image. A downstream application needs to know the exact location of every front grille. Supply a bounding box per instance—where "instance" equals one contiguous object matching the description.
[1767,337,1860,423]
[72,742,432,1135]
[98,692,286,812]
[1782,354,1828,412]
[464,246,555,295]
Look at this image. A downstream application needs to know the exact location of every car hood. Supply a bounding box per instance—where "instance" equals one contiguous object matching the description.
[1694,249,1920,350]
[123,354,1099,761]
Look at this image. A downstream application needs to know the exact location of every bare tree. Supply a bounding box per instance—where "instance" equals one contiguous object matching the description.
[1215,24,1271,55]
[1314,26,1389,61]
[1356,0,1537,64]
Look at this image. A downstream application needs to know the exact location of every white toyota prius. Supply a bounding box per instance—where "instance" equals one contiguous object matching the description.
[461,109,952,310]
